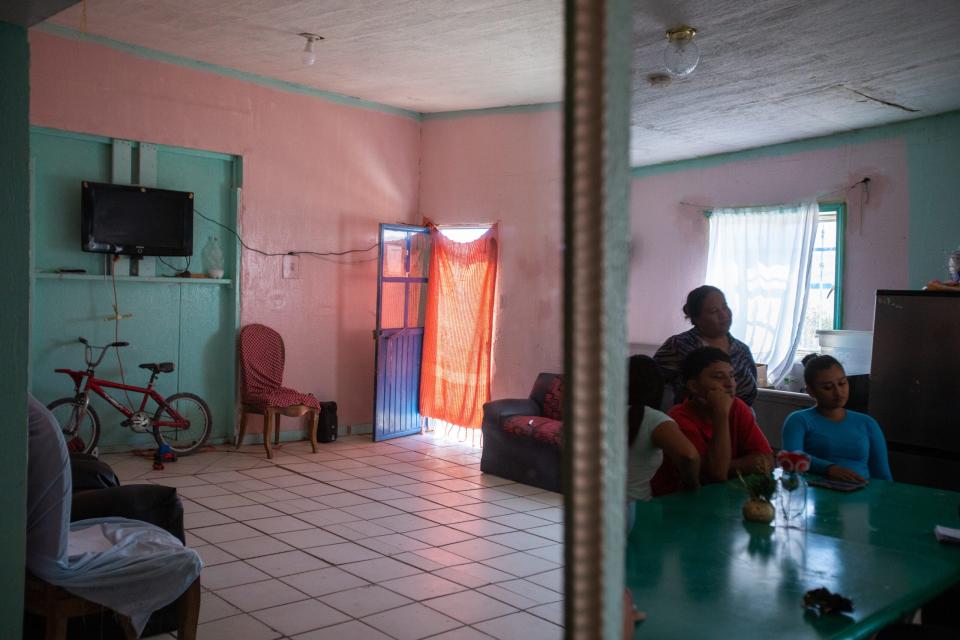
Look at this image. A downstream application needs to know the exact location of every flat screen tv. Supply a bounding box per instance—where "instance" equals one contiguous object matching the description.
[81,181,194,256]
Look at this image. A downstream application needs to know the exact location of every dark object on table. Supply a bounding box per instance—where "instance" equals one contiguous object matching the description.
[807,477,867,492]
[804,587,854,615]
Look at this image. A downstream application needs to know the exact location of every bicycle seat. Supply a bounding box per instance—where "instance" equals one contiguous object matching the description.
[139,362,175,374]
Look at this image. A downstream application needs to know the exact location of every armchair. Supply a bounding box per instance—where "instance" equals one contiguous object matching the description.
[480,373,564,492]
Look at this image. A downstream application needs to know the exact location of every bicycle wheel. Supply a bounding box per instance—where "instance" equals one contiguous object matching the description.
[47,398,101,455]
[153,392,211,455]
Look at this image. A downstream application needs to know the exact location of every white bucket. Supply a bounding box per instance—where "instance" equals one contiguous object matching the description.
[815,330,873,375]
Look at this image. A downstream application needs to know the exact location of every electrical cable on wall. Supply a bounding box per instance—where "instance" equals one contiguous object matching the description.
[850,177,870,234]
[158,255,191,275]
[97,205,380,413]
[108,257,136,410]
[194,208,378,258]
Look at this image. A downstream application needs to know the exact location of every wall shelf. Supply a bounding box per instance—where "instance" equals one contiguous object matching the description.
[34,272,232,285]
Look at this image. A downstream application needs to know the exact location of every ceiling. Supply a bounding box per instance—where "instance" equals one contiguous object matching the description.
[41,0,960,165]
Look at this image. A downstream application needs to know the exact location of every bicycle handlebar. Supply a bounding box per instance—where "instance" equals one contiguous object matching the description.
[77,337,129,369]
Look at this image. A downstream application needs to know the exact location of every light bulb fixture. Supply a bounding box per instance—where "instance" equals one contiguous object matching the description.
[664,26,700,78]
[299,32,324,66]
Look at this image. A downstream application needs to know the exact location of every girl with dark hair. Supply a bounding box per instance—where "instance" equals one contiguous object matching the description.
[781,355,892,483]
[626,356,700,505]
[653,285,759,406]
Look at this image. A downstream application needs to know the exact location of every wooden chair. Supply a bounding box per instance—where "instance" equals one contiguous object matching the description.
[237,323,322,459]
[25,573,201,640]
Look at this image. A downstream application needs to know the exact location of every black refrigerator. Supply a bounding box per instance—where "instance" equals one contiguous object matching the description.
[869,290,960,491]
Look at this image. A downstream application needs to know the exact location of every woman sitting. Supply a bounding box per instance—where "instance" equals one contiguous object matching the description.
[623,356,698,638]
[782,355,893,483]
[654,285,759,406]
[626,355,700,509]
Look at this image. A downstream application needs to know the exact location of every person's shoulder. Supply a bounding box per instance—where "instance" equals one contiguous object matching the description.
[786,407,817,421]
[731,397,762,429]
[667,401,706,438]
[729,334,755,356]
[667,400,696,424]
[643,406,672,428]
[731,397,754,418]
[847,410,882,429]
[661,328,699,349]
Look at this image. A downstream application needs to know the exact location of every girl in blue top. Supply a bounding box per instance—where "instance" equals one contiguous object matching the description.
[782,355,893,483]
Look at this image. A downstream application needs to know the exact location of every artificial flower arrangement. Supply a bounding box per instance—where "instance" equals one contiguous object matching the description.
[777,450,812,521]
[777,450,811,488]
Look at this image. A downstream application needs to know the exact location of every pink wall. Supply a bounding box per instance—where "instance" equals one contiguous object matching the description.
[628,138,910,345]
[419,111,564,399]
[419,109,910,381]
[29,31,422,431]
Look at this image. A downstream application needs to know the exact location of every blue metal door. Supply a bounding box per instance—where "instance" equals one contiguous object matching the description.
[373,224,430,441]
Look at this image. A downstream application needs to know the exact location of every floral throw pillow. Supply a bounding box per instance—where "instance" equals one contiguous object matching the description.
[542,376,564,421]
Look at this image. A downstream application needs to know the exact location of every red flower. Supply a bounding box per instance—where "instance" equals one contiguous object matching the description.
[777,450,810,473]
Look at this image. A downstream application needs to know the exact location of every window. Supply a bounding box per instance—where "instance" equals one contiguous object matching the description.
[797,203,845,353]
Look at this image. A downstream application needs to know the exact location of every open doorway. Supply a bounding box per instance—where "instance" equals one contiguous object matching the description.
[372,224,497,447]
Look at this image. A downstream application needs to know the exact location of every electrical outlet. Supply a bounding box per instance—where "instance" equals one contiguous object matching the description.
[282,254,301,279]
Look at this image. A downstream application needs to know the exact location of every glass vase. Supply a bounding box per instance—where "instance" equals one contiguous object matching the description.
[778,471,808,522]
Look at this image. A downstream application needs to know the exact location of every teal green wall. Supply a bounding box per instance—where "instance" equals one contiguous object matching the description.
[905,113,960,287]
[0,21,29,639]
[30,128,240,450]
[632,110,960,289]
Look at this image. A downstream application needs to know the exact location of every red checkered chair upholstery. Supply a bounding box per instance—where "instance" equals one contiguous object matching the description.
[237,324,321,459]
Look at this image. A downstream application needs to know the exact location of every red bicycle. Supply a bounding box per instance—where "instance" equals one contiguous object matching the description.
[48,337,212,455]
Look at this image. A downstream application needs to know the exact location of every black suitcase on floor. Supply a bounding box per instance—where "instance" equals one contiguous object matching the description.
[318,401,338,442]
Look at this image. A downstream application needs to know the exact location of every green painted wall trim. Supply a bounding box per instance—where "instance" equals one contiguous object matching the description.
[421,102,562,121]
[30,124,113,145]
[631,110,960,178]
[33,23,422,121]
[0,20,30,639]
[30,125,239,162]
[818,202,846,329]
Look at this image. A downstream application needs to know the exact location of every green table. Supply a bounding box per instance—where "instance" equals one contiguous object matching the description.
[626,481,960,639]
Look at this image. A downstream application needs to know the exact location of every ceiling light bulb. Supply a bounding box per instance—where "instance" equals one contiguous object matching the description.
[664,26,700,78]
[298,33,323,66]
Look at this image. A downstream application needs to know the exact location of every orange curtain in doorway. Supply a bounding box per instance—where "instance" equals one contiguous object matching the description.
[419,226,499,428]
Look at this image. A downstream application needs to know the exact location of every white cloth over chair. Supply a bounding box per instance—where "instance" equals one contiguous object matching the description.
[26,394,202,635]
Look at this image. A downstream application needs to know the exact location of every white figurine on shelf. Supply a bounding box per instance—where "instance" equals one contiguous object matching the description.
[202,236,225,279]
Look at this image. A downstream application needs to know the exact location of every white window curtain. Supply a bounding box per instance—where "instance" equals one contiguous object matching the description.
[705,201,819,385]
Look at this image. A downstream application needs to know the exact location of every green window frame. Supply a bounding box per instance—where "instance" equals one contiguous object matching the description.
[817,202,846,329]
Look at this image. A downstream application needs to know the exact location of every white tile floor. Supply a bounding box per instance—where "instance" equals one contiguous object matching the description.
[106,433,564,640]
